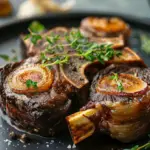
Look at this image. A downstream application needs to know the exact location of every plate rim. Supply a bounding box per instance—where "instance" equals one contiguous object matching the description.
[1,12,150,30]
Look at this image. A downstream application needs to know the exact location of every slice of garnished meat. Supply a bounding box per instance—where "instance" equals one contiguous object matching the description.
[96,73,148,96]
[0,55,90,136]
[66,64,150,144]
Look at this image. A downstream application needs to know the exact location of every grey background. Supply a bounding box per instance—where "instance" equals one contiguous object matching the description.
[0,0,150,26]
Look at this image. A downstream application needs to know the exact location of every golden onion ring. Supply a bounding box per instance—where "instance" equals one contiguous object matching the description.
[7,64,53,94]
[96,73,148,96]
[82,17,127,33]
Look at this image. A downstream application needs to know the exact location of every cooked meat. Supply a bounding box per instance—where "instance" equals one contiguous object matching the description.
[20,27,69,58]
[0,44,145,136]
[66,64,150,144]
[2,20,145,137]
[21,24,128,58]
[80,17,131,46]
[0,55,90,136]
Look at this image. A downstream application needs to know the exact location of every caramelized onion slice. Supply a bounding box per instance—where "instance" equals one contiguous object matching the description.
[7,64,53,94]
[97,73,148,96]
[60,55,90,89]
[81,17,128,33]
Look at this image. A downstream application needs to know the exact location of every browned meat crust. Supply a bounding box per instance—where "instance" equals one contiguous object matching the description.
[0,56,76,136]
[81,64,150,142]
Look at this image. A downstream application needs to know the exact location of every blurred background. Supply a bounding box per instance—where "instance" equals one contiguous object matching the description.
[0,0,150,26]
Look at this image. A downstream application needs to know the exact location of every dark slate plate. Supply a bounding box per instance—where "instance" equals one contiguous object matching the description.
[0,12,150,150]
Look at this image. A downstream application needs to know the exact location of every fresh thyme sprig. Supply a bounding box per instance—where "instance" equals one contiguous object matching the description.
[24,29,42,45]
[46,34,60,46]
[43,55,69,67]
[28,21,45,33]
[24,21,45,45]
[110,73,124,92]
[24,21,122,67]
[124,142,150,150]
[43,30,122,66]
[26,79,38,89]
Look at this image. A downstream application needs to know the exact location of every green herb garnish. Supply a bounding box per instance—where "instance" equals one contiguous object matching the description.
[43,55,69,67]
[110,73,124,92]
[0,49,18,63]
[26,79,38,89]
[46,34,60,46]
[125,142,150,150]
[25,22,122,67]
[29,21,45,33]
[24,21,45,45]
[130,145,139,150]
[24,28,42,45]
[42,30,122,66]
[30,34,42,45]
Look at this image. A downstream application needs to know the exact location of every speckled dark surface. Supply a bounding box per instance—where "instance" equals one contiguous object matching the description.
[0,13,150,150]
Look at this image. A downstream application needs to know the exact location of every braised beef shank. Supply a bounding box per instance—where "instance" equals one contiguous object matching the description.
[66,64,150,144]
[1,17,148,142]
[0,55,90,136]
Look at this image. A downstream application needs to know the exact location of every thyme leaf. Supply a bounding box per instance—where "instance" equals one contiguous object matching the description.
[24,21,45,45]
[46,34,60,45]
[29,21,45,33]
[43,55,69,67]
[30,34,42,45]
[130,145,139,150]
[117,80,124,92]
[24,34,30,40]
[110,73,124,92]
[26,79,38,89]
[125,142,150,150]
